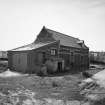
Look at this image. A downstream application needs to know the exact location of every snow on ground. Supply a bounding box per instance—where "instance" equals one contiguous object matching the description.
[0,88,88,105]
[0,73,87,105]
[80,69,105,88]
[80,69,105,105]
[93,69,105,80]
[0,69,28,77]
[92,69,105,87]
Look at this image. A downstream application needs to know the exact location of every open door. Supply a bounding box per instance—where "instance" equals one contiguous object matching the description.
[57,60,64,72]
[58,62,62,72]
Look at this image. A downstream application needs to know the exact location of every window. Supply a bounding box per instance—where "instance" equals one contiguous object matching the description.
[51,49,56,55]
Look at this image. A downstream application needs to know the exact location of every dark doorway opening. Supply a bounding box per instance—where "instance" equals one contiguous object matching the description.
[42,52,46,64]
[58,62,62,72]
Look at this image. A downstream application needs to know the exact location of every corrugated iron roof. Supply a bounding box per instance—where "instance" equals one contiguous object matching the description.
[10,41,58,51]
[9,26,89,51]
[46,27,88,49]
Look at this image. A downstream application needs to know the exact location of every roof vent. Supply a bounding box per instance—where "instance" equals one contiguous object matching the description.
[77,40,84,44]
[77,40,85,47]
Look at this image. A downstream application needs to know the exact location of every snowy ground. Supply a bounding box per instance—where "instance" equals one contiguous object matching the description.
[0,69,87,105]
[0,69,28,77]
[80,69,105,105]
[0,63,104,105]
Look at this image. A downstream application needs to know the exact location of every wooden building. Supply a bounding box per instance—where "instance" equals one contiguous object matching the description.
[8,26,89,73]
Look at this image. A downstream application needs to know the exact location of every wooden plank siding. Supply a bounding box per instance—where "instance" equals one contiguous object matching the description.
[12,53,27,72]
[26,41,60,73]
[58,45,89,70]
[8,51,29,72]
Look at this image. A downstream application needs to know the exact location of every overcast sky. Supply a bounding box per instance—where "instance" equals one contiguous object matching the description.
[0,0,105,51]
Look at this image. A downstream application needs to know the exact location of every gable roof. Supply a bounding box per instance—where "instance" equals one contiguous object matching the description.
[9,26,89,51]
[45,27,88,49]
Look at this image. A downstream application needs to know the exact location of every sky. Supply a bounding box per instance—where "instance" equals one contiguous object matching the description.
[0,0,105,51]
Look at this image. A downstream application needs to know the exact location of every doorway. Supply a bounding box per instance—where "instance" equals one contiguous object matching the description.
[58,62,62,72]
